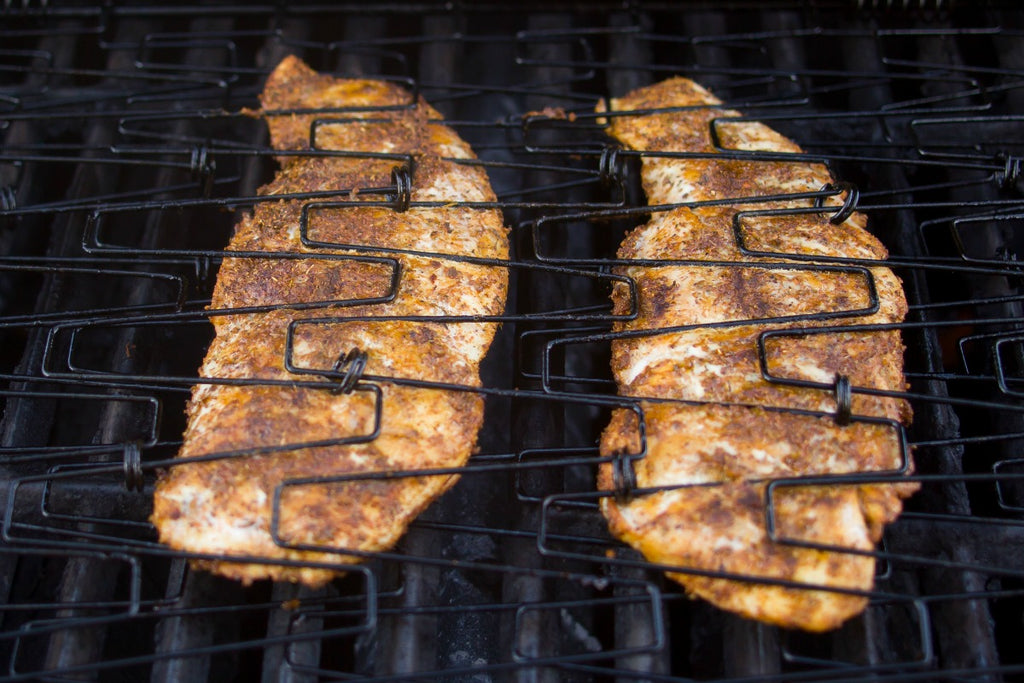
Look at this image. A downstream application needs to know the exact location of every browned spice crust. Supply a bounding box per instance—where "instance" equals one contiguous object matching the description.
[151,56,508,586]
[598,77,916,631]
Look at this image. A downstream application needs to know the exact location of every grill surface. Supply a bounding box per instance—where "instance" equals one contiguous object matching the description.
[2,1,1024,681]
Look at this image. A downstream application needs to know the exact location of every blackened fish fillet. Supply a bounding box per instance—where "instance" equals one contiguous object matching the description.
[598,77,916,631]
[152,56,508,586]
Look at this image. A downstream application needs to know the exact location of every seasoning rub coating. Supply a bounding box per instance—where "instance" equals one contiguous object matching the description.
[598,77,916,631]
[152,56,508,586]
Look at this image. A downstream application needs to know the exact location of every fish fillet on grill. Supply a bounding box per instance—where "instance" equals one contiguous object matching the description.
[597,78,916,631]
[151,56,509,586]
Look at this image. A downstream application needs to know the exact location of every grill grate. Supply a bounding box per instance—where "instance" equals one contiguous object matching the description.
[2,2,1024,681]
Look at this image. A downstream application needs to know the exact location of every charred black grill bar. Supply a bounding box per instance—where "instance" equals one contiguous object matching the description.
[1,2,1024,681]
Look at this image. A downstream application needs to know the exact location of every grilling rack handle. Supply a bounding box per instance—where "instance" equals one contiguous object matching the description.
[814,181,859,225]
[998,154,1022,188]
[390,165,412,212]
[833,374,853,426]
[611,451,638,503]
[123,441,145,492]
[330,348,368,394]
[599,144,626,188]
[189,145,216,198]
[0,185,15,212]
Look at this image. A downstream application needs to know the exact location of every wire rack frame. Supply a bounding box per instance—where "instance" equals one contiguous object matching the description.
[1,6,1024,682]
